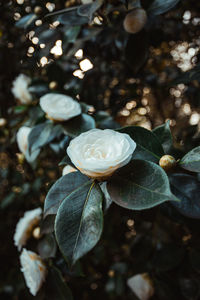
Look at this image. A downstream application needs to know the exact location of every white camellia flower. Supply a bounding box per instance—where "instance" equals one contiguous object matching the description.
[12,74,32,104]
[62,165,77,176]
[127,273,154,300]
[40,93,81,121]
[67,129,136,179]
[20,249,46,296]
[14,207,42,251]
[16,126,31,155]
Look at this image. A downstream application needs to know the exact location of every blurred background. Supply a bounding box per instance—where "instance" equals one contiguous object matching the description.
[0,0,200,299]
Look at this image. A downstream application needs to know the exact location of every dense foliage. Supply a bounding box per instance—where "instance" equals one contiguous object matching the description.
[0,0,200,299]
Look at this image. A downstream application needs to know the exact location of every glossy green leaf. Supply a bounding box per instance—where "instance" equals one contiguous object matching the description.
[118,126,164,162]
[28,122,53,153]
[62,113,95,137]
[148,0,180,15]
[15,14,37,29]
[44,171,89,218]
[170,173,200,218]
[153,121,173,153]
[107,160,177,210]
[58,10,89,26]
[38,234,57,259]
[48,266,73,300]
[55,181,103,265]
[179,146,200,172]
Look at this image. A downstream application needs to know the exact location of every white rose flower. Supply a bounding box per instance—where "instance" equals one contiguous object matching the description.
[67,129,136,179]
[12,74,32,104]
[40,93,81,121]
[62,165,77,176]
[20,249,46,296]
[14,207,42,251]
[16,126,31,155]
[127,273,154,300]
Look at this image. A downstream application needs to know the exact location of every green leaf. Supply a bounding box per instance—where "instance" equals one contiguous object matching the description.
[58,10,89,26]
[148,0,180,16]
[38,234,57,259]
[28,122,53,153]
[55,181,103,265]
[179,146,200,172]
[77,0,104,21]
[125,31,149,74]
[15,14,37,29]
[48,266,73,300]
[62,113,95,137]
[44,172,89,218]
[153,121,173,153]
[169,173,200,218]
[118,126,164,162]
[107,160,177,210]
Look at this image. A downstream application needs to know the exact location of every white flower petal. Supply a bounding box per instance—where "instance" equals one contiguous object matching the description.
[40,93,81,121]
[16,126,31,155]
[20,249,46,296]
[62,165,77,176]
[67,129,136,179]
[127,273,154,300]
[14,208,42,251]
[12,74,32,104]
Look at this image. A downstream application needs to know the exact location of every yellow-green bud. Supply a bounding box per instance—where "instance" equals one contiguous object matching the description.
[159,155,176,171]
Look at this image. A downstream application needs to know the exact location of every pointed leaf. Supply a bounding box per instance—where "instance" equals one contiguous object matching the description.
[153,121,173,153]
[179,146,200,172]
[62,113,95,137]
[148,0,180,16]
[55,182,103,265]
[28,122,53,153]
[170,173,200,218]
[107,160,177,210]
[118,126,164,162]
[44,172,89,218]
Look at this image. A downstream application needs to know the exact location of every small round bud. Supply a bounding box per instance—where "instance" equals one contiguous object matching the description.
[0,118,7,127]
[32,227,41,239]
[16,153,25,164]
[34,6,43,15]
[49,81,58,90]
[123,8,147,34]
[159,155,176,171]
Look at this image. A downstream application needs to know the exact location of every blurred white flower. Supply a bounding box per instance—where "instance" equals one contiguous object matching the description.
[16,126,31,155]
[14,207,42,250]
[40,93,81,121]
[20,249,46,296]
[67,129,136,179]
[12,74,32,104]
[127,273,154,300]
[62,165,77,176]
[0,118,7,127]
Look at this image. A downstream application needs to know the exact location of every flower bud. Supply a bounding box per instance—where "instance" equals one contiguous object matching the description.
[159,155,176,171]
[0,118,7,127]
[34,6,43,15]
[123,8,147,34]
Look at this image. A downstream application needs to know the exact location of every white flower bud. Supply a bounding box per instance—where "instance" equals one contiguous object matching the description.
[16,126,31,155]
[14,208,42,250]
[62,165,77,176]
[67,129,136,179]
[12,74,32,104]
[20,249,46,296]
[40,93,81,121]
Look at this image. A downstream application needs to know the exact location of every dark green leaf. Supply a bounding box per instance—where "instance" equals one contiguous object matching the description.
[77,0,104,21]
[38,234,57,259]
[58,10,89,26]
[13,105,28,114]
[148,0,180,15]
[44,172,89,218]
[153,121,173,153]
[28,122,53,153]
[118,126,164,162]
[170,173,200,218]
[15,14,37,29]
[125,31,149,74]
[55,181,103,265]
[179,146,200,172]
[48,266,73,300]
[107,160,177,210]
[62,113,95,137]
[64,26,81,43]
